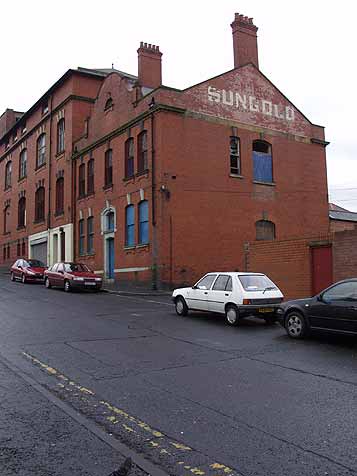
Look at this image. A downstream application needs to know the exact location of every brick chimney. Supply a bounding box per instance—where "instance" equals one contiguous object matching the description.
[231,13,259,69]
[137,42,162,89]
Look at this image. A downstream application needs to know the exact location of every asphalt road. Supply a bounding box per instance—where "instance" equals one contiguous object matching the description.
[1,275,357,476]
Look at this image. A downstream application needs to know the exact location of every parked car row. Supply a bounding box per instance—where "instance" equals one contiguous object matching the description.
[10,259,102,292]
[172,272,357,340]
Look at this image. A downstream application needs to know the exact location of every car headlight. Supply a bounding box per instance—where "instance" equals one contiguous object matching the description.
[95,277,102,282]
[73,277,84,281]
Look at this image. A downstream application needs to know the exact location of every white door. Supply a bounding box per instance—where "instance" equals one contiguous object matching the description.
[186,274,217,311]
[207,275,233,313]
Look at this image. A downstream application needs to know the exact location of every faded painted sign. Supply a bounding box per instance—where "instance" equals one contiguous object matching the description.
[207,86,295,122]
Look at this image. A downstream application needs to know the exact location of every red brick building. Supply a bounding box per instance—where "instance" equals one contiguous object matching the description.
[1,13,330,289]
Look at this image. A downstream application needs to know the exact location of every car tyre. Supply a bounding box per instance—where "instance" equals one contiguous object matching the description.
[285,311,308,339]
[21,273,27,284]
[175,296,188,316]
[45,277,52,289]
[10,272,15,282]
[64,280,71,293]
[225,304,239,326]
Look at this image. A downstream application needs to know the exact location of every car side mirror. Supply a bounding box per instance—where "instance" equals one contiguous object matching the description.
[18,265,22,269]
[317,294,323,302]
[58,270,64,274]
[192,285,198,290]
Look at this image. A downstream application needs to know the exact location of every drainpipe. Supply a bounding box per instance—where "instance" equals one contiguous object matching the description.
[150,98,158,290]
[72,150,77,262]
[47,94,53,263]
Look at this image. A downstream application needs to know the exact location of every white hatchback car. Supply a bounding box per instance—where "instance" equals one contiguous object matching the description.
[172,272,284,326]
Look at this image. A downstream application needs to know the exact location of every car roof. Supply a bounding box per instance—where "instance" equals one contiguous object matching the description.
[205,272,266,276]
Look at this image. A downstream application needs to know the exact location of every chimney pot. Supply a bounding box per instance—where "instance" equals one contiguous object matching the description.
[137,41,162,89]
[231,12,259,68]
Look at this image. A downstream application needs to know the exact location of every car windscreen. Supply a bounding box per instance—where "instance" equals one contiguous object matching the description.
[63,263,92,273]
[25,260,45,268]
[238,275,277,292]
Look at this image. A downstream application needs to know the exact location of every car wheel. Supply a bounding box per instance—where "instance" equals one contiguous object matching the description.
[175,296,188,316]
[64,280,71,292]
[45,277,52,289]
[21,273,27,284]
[285,311,308,339]
[10,272,15,282]
[225,305,239,326]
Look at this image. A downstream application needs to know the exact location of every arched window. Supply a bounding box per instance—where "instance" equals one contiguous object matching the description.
[18,197,26,228]
[125,138,134,178]
[19,149,27,180]
[255,220,275,241]
[104,149,113,187]
[125,205,135,247]
[138,200,149,244]
[57,118,65,154]
[5,161,12,189]
[87,159,94,195]
[55,177,64,215]
[3,205,10,234]
[36,133,46,168]
[104,97,113,111]
[106,211,115,232]
[35,187,45,222]
[252,140,273,183]
[137,131,148,173]
[78,163,86,198]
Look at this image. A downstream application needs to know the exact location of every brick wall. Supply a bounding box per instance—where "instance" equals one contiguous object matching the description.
[333,229,357,282]
[245,235,331,301]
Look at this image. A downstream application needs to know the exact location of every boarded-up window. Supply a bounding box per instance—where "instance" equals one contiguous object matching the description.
[253,140,273,183]
[256,220,275,241]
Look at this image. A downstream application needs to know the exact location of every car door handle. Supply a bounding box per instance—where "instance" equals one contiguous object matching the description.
[225,293,229,296]
[204,292,208,295]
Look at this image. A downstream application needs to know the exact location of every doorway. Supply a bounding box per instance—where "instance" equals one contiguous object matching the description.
[106,238,115,279]
[311,245,333,295]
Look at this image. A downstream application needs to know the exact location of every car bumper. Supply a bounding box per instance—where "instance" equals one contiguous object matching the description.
[237,304,281,319]
[71,281,102,290]
[26,275,45,282]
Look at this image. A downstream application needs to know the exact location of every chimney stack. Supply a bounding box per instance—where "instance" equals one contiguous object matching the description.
[137,42,162,89]
[231,13,259,69]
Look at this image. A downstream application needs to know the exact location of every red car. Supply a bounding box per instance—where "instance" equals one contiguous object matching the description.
[10,259,47,283]
[44,262,102,292]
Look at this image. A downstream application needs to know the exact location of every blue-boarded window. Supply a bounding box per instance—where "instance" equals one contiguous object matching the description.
[125,205,135,247]
[138,200,149,245]
[253,141,273,183]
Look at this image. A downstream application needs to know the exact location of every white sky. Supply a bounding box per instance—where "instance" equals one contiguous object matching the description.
[1,0,356,210]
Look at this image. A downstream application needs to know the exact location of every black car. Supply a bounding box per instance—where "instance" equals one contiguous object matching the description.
[276,279,357,338]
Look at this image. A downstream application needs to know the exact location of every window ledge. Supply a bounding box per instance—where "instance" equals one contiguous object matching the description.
[124,245,136,250]
[33,220,45,225]
[54,212,64,218]
[123,176,135,183]
[3,232,11,236]
[136,169,149,178]
[35,164,46,173]
[103,184,113,191]
[4,187,12,192]
[18,177,27,184]
[136,243,149,249]
[229,174,244,179]
[86,191,95,198]
[78,194,86,201]
[253,180,276,187]
[55,151,65,159]
[17,226,26,231]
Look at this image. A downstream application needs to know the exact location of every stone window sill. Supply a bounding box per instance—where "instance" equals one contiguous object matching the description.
[253,180,276,187]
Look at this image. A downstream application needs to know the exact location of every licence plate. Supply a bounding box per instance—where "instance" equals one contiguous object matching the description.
[259,308,274,313]
[85,282,96,286]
